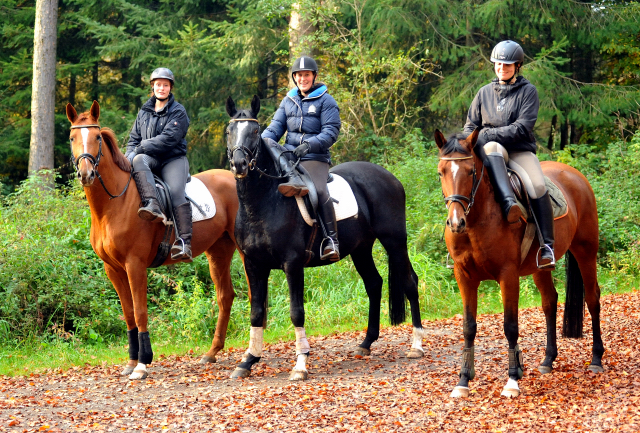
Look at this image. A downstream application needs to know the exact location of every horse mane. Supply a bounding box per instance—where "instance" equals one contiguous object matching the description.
[441,133,473,157]
[100,128,131,173]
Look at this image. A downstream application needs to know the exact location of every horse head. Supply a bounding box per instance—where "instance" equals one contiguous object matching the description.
[225,95,261,178]
[66,100,104,186]
[435,129,481,234]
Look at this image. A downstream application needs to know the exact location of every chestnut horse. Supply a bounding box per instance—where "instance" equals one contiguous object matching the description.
[435,130,604,398]
[66,101,242,380]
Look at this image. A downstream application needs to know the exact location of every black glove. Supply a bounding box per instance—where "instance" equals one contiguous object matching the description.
[293,142,311,159]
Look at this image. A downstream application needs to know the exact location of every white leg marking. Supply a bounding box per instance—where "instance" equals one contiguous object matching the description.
[128,362,148,380]
[81,128,89,154]
[294,353,308,372]
[294,327,310,355]
[411,327,425,352]
[501,378,521,398]
[450,386,470,398]
[248,326,264,358]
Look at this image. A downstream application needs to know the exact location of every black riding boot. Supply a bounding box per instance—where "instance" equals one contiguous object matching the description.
[264,140,309,197]
[318,198,339,261]
[171,202,192,262]
[132,170,166,223]
[531,191,555,269]
[485,153,522,223]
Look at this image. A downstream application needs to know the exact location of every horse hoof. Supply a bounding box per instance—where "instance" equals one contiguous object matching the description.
[120,366,134,376]
[406,348,425,359]
[128,369,148,380]
[538,365,553,374]
[588,364,604,374]
[450,386,469,398]
[230,368,250,379]
[199,355,216,364]
[354,347,371,356]
[501,387,520,398]
[289,369,308,381]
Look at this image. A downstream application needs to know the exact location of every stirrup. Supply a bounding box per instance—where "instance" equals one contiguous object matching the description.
[320,237,339,261]
[171,238,192,261]
[536,244,556,269]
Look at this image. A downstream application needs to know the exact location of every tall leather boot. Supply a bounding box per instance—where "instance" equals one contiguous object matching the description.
[530,191,555,269]
[132,170,166,223]
[171,202,192,261]
[485,153,522,223]
[264,140,309,197]
[318,198,339,261]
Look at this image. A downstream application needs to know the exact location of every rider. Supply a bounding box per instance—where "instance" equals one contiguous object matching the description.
[261,55,342,261]
[126,67,193,261]
[463,40,555,269]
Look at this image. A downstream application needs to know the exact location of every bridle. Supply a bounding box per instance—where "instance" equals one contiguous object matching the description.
[226,118,299,179]
[70,124,132,199]
[440,154,485,215]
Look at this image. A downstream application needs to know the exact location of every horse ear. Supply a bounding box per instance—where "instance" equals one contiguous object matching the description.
[226,96,237,117]
[66,103,78,124]
[434,129,446,150]
[90,100,100,121]
[250,95,260,117]
[465,129,480,151]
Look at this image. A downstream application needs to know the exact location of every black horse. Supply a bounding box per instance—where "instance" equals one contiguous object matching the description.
[225,96,425,380]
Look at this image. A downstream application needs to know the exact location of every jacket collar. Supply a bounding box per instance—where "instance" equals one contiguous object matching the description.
[142,93,175,115]
[492,76,529,90]
[287,84,328,100]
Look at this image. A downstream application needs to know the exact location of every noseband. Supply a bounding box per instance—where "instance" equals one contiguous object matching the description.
[440,155,485,215]
[70,124,132,199]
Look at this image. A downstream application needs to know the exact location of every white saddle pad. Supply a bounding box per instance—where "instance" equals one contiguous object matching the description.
[185,177,216,222]
[295,174,358,226]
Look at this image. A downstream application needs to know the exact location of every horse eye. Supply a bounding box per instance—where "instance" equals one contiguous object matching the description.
[69,138,74,142]
[438,171,443,178]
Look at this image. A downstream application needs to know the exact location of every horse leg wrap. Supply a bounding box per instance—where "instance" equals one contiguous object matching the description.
[460,347,475,381]
[249,327,264,358]
[238,353,261,370]
[295,327,310,355]
[138,331,153,365]
[508,344,524,379]
[127,327,139,360]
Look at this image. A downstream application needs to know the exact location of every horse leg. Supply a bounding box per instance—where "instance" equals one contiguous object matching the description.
[571,246,605,372]
[500,273,524,398]
[124,259,152,380]
[350,246,382,356]
[200,234,237,364]
[450,272,480,398]
[230,261,269,379]
[532,271,558,374]
[285,264,310,381]
[104,263,138,376]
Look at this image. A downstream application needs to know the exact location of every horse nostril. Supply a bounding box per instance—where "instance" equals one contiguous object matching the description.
[446,219,451,227]
[77,172,82,179]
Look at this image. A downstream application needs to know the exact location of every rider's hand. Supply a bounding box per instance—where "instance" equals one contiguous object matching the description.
[293,142,310,159]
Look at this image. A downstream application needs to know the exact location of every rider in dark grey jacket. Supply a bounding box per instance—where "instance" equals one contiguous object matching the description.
[126,68,193,261]
[464,40,555,269]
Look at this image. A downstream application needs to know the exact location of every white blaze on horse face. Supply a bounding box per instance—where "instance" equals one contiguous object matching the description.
[450,161,460,183]
[235,121,250,148]
[248,326,264,358]
[80,127,90,154]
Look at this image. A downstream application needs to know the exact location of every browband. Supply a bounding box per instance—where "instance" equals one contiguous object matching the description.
[70,124,101,129]
[440,155,473,161]
[230,118,259,123]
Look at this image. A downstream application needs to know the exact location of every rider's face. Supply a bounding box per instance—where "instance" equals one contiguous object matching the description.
[153,79,172,99]
[294,70,315,94]
[494,62,517,81]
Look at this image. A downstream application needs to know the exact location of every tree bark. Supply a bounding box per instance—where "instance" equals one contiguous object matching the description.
[547,114,557,150]
[560,115,569,150]
[288,2,316,88]
[28,0,59,179]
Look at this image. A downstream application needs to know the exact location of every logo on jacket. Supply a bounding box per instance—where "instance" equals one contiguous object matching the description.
[308,105,317,114]
[497,98,507,112]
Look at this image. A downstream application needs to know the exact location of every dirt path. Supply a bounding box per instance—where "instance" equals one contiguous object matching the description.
[1,291,639,432]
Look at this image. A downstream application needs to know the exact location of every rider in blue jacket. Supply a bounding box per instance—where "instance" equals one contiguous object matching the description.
[262,56,342,261]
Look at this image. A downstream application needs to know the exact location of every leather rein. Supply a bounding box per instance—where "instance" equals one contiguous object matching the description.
[440,154,485,215]
[226,118,299,180]
[70,124,133,199]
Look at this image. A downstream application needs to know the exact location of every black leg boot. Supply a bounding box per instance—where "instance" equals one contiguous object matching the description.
[171,202,192,261]
[485,153,522,223]
[531,191,555,269]
[132,170,166,223]
[264,140,309,197]
[318,198,339,261]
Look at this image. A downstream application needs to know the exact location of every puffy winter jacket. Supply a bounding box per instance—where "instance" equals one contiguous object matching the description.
[262,83,341,164]
[463,76,539,153]
[125,94,190,163]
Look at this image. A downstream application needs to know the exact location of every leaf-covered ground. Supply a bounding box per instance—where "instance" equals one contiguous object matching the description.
[1,291,639,432]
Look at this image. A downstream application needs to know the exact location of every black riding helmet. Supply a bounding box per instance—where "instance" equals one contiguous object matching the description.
[490,40,524,65]
[291,56,318,83]
[150,67,175,85]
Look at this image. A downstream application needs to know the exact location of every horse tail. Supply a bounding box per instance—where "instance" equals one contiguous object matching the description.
[388,258,409,326]
[562,250,585,338]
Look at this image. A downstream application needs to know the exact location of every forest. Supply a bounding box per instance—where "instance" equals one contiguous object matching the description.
[0,0,640,363]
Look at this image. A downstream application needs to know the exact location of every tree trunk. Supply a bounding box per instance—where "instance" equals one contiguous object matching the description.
[69,73,76,107]
[560,115,569,150]
[547,114,557,150]
[29,0,59,180]
[92,62,99,103]
[288,2,316,88]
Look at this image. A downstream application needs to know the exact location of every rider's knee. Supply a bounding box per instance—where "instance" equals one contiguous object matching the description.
[484,141,508,159]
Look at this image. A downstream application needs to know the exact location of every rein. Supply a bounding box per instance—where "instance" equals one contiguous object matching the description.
[70,124,133,200]
[440,154,485,215]
[227,118,300,180]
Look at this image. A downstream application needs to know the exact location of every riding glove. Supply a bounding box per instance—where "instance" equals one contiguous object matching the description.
[293,142,311,159]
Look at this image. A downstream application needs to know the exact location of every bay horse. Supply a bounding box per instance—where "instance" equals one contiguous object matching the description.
[66,101,242,380]
[225,96,425,380]
[435,130,604,398]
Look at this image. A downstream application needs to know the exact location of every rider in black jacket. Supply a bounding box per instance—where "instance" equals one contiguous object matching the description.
[464,40,555,269]
[126,68,193,261]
